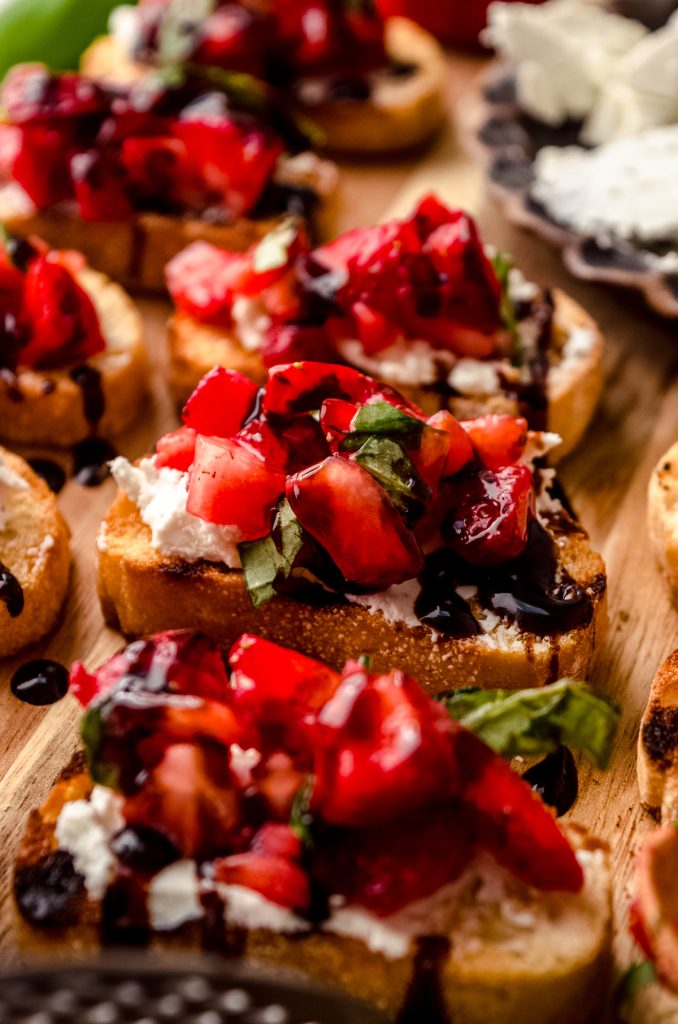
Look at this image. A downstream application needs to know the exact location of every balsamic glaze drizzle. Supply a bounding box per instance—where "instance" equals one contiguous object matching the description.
[11,660,69,706]
[523,746,579,817]
[27,458,66,494]
[72,437,117,487]
[70,364,105,424]
[396,936,452,1024]
[0,560,23,617]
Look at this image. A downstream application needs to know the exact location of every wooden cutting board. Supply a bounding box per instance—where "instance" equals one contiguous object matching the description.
[1,52,678,1022]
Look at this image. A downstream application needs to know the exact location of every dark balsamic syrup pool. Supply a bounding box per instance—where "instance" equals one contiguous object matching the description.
[27,458,66,494]
[396,936,452,1024]
[524,746,579,817]
[72,437,117,487]
[0,560,24,617]
[11,659,69,706]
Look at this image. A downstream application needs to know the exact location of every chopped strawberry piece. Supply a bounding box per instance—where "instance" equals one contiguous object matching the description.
[2,65,107,123]
[251,823,303,861]
[311,665,459,827]
[446,465,535,566]
[455,728,583,893]
[229,634,340,752]
[181,366,259,438]
[120,135,190,209]
[166,242,248,326]
[124,742,243,860]
[312,805,473,916]
[213,849,310,911]
[260,323,339,368]
[409,423,453,492]
[263,362,378,416]
[286,455,423,588]
[427,410,474,477]
[187,434,285,539]
[69,662,98,707]
[70,150,133,222]
[156,426,197,472]
[19,256,105,370]
[350,300,399,356]
[462,414,529,470]
[13,125,74,208]
[319,398,359,449]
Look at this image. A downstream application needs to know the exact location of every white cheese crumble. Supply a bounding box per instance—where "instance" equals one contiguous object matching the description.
[447,358,501,396]
[347,579,422,629]
[337,337,453,387]
[231,296,272,352]
[110,456,242,568]
[148,860,204,931]
[55,786,125,899]
[217,884,311,934]
[531,125,678,253]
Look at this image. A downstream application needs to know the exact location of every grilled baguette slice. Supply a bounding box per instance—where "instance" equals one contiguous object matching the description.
[638,650,678,821]
[82,18,445,155]
[97,488,607,694]
[648,442,678,603]
[0,266,147,447]
[0,447,70,657]
[15,758,611,1024]
[167,287,603,461]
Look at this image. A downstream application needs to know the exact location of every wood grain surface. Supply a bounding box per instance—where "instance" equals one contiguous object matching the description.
[1,53,678,1021]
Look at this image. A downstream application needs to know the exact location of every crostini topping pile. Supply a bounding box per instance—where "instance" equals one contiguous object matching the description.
[0,64,313,221]
[114,0,390,89]
[70,630,595,921]
[168,196,511,363]
[0,231,104,371]
[151,360,596,635]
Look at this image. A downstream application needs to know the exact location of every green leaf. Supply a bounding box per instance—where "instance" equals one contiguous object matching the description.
[490,250,520,346]
[252,217,299,274]
[80,706,119,790]
[352,435,430,520]
[239,498,305,609]
[0,0,121,79]
[616,962,657,1003]
[157,0,217,64]
[348,401,424,438]
[290,776,315,847]
[440,680,620,770]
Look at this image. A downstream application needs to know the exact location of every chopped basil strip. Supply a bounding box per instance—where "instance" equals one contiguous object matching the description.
[348,400,425,438]
[80,706,119,790]
[616,962,657,1003]
[239,499,305,609]
[440,680,620,770]
[351,435,430,521]
[490,250,520,345]
[290,776,315,847]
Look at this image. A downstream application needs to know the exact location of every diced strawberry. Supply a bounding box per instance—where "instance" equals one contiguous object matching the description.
[124,742,242,860]
[166,241,248,325]
[194,7,275,75]
[2,65,107,124]
[427,410,474,477]
[12,125,74,208]
[175,106,283,217]
[251,823,303,861]
[120,135,190,208]
[253,751,309,820]
[155,426,197,472]
[70,150,133,222]
[19,256,105,369]
[446,464,535,566]
[0,125,21,179]
[213,850,310,911]
[181,366,259,438]
[229,634,340,752]
[311,805,473,916]
[408,423,452,492]
[187,434,285,539]
[462,414,528,470]
[260,323,339,368]
[350,300,399,356]
[286,455,423,588]
[263,362,378,416]
[235,413,288,471]
[311,665,459,827]
[319,398,358,449]
[69,662,98,707]
[455,728,583,893]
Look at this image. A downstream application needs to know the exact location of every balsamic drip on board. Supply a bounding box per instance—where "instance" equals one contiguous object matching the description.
[11,660,69,706]
[72,437,117,487]
[396,936,452,1024]
[0,560,23,617]
[70,364,105,424]
[523,746,579,817]
[27,458,66,494]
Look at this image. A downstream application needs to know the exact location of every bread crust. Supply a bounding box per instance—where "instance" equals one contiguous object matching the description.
[0,267,148,447]
[166,288,603,462]
[0,186,288,293]
[0,447,70,656]
[648,442,678,603]
[82,18,445,155]
[97,489,607,694]
[14,759,611,1024]
[638,650,678,821]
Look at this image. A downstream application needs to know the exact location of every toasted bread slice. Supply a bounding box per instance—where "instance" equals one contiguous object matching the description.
[97,488,607,694]
[167,287,603,461]
[0,266,148,447]
[0,447,70,656]
[638,650,678,822]
[82,18,445,156]
[0,186,287,293]
[648,442,678,603]
[15,758,611,1024]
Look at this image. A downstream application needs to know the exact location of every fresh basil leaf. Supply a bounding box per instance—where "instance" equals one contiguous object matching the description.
[252,217,300,274]
[352,435,430,521]
[80,706,119,790]
[157,0,216,64]
[239,498,305,609]
[349,401,424,438]
[490,249,519,345]
[290,776,315,847]
[0,0,121,78]
[440,680,620,770]
[616,962,657,1003]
